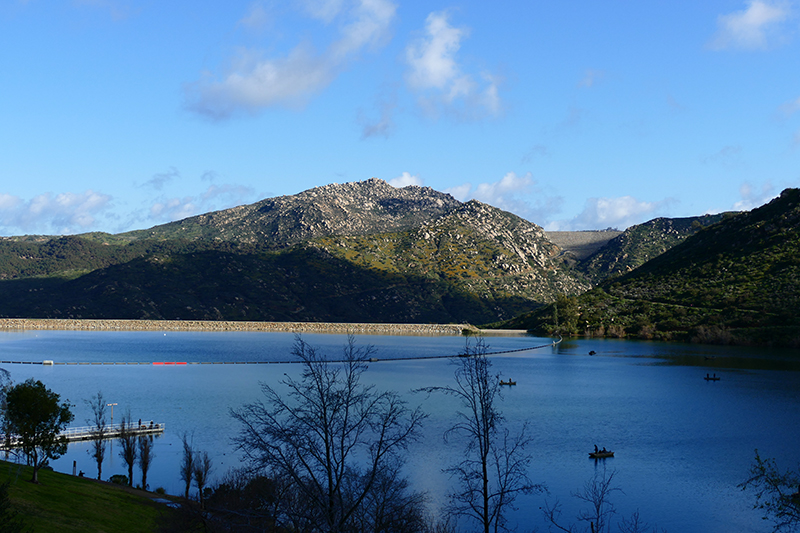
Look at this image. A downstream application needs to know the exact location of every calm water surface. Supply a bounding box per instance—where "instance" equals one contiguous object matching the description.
[1,330,798,532]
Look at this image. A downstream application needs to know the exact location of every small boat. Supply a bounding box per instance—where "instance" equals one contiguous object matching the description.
[704,373,720,381]
[499,379,516,386]
[589,450,614,459]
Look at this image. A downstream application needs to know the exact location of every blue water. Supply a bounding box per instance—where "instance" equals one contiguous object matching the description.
[1,331,798,532]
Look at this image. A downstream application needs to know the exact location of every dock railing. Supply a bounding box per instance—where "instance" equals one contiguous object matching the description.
[1,422,165,449]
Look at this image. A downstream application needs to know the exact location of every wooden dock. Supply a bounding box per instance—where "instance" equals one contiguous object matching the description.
[60,422,165,442]
[1,422,165,449]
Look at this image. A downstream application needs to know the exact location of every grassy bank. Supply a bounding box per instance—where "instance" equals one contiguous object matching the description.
[1,460,175,532]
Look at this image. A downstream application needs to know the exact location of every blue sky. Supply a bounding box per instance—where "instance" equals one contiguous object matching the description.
[1,0,799,236]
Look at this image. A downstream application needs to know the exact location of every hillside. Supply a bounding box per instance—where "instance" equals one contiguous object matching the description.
[2,459,170,532]
[0,179,587,324]
[576,214,726,283]
[503,189,800,346]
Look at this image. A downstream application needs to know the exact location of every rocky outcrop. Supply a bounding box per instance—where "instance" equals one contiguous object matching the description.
[126,178,462,245]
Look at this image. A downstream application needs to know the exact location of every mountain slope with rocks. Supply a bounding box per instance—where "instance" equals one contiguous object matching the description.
[119,178,463,245]
[499,189,800,346]
[0,179,587,324]
[577,214,727,283]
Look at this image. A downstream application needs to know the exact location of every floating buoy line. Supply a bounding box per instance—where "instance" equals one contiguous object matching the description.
[0,337,561,366]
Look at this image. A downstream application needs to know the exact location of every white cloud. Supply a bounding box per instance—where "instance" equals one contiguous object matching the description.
[388,172,423,188]
[733,181,778,210]
[445,172,563,225]
[149,197,197,222]
[239,2,271,30]
[300,0,347,23]
[200,183,257,206]
[147,183,257,225]
[0,190,113,235]
[406,12,467,91]
[480,72,501,115]
[472,172,534,208]
[444,183,472,202]
[186,0,397,120]
[709,0,791,50]
[405,11,502,118]
[548,196,675,231]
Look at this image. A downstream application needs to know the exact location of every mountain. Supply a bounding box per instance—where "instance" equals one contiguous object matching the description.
[0,179,588,324]
[118,178,462,245]
[576,214,726,283]
[502,189,800,346]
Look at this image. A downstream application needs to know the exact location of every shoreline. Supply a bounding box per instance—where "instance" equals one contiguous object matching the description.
[0,318,479,336]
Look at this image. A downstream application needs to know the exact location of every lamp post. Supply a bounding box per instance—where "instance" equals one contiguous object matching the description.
[107,402,118,464]
[107,403,117,428]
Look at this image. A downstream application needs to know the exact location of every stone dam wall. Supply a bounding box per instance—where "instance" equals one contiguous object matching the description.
[0,318,474,336]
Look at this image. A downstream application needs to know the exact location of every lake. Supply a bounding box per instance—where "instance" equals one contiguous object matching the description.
[1,330,798,532]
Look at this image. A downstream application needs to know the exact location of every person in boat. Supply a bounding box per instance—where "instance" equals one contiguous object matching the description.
[594,444,599,453]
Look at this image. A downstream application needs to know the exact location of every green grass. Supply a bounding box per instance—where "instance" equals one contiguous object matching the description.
[2,460,175,532]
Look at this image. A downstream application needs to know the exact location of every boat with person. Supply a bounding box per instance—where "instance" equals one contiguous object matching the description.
[589,445,614,459]
[589,450,614,459]
[499,379,516,386]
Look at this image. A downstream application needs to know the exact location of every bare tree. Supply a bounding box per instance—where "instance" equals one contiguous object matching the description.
[573,468,620,533]
[117,410,137,486]
[0,368,11,458]
[740,449,800,532]
[85,391,107,481]
[543,468,664,533]
[422,337,543,533]
[352,459,430,533]
[0,368,9,403]
[231,335,426,533]
[180,432,195,500]
[192,450,213,509]
[138,435,155,490]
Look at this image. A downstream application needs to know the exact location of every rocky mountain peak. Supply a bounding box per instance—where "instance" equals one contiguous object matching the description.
[130,178,462,245]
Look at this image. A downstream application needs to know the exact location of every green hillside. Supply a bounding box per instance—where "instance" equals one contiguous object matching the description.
[0,181,588,325]
[0,244,539,325]
[2,460,171,532]
[577,214,726,283]
[499,189,800,347]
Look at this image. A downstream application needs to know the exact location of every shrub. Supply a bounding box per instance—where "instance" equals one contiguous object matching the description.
[109,474,129,485]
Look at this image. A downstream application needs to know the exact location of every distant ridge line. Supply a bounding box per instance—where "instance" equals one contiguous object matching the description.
[0,318,474,336]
